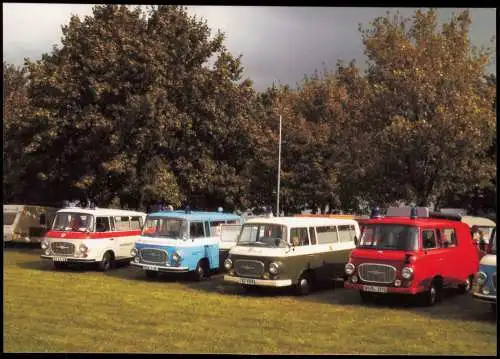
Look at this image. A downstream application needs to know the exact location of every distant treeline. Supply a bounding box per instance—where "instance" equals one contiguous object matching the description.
[3,6,496,215]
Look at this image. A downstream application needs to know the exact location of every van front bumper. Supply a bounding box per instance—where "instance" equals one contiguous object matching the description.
[344,282,424,295]
[472,292,496,304]
[224,275,292,287]
[40,255,97,263]
[130,261,190,272]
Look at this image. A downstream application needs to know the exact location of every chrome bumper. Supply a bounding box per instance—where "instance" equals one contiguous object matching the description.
[224,275,292,287]
[40,255,97,263]
[130,261,190,272]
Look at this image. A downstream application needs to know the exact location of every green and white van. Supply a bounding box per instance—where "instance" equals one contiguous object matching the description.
[223,216,360,295]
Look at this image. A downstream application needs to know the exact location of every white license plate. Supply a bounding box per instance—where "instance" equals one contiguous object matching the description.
[363,285,387,293]
[239,278,256,285]
[144,265,159,271]
[53,257,68,262]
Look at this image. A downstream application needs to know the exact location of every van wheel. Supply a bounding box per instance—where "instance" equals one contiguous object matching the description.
[53,262,68,270]
[295,272,312,296]
[421,281,440,306]
[192,260,209,281]
[99,252,113,272]
[145,270,159,279]
[458,275,473,294]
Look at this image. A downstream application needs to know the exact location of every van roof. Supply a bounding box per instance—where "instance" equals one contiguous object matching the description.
[57,208,146,217]
[244,216,359,226]
[3,204,58,211]
[460,216,496,227]
[148,210,242,222]
[358,217,470,227]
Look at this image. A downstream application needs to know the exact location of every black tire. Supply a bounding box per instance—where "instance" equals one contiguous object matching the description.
[421,281,440,306]
[294,272,312,296]
[192,260,209,281]
[53,262,68,270]
[359,291,375,303]
[457,275,473,294]
[145,270,159,279]
[99,251,113,272]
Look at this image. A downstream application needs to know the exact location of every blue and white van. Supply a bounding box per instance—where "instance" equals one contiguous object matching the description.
[130,209,243,280]
[472,227,496,312]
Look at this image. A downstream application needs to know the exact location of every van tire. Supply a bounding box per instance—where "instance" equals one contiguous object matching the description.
[421,281,440,306]
[193,259,209,281]
[53,262,68,270]
[457,275,473,294]
[145,270,159,279]
[99,251,113,272]
[294,272,312,296]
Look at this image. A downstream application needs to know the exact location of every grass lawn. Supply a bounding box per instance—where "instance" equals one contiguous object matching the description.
[3,245,497,354]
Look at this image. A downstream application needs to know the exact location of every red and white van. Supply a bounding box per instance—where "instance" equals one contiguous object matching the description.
[40,206,146,271]
[344,206,479,306]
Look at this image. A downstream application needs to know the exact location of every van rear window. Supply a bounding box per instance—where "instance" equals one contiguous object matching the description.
[3,212,17,225]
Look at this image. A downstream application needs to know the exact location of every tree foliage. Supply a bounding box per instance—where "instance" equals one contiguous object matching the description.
[3,8,496,214]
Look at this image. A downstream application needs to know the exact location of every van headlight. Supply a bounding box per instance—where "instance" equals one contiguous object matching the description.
[130,248,138,257]
[79,243,88,253]
[172,252,181,262]
[41,240,49,250]
[269,262,279,275]
[401,267,414,280]
[345,263,355,275]
[475,272,487,286]
[224,258,232,270]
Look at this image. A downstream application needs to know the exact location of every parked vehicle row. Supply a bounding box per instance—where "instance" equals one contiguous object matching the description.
[5,202,493,310]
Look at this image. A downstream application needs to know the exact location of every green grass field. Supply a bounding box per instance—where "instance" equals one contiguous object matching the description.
[3,245,497,354]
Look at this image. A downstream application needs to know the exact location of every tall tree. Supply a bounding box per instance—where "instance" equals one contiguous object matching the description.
[23,5,257,210]
[359,9,496,206]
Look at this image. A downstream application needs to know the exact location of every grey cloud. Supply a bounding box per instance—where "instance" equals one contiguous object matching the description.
[3,5,496,92]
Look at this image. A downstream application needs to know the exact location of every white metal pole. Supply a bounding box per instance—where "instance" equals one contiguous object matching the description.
[277,115,282,217]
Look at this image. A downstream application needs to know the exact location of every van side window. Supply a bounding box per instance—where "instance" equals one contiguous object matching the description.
[210,221,224,236]
[309,227,317,245]
[109,217,115,231]
[130,216,142,230]
[114,216,130,231]
[316,226,338,244]
[190,222,205,238]
[96,217,111,232]
[440,228,457,248]
[290,228,309,246]
[338,225,353,243]
[422,230,437,249]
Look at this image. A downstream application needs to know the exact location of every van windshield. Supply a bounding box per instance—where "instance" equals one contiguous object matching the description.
[3,212,17,225]
[142,217,187,239]
[237,223,288,248]
[52,213,93,232]
[359,224,419,251]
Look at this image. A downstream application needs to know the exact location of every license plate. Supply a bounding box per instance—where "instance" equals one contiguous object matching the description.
[363,285,387,293]
[53,257,67,262]
[239,278,256,285]
[144,265,159,271]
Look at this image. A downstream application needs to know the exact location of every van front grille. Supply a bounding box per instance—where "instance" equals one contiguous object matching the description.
[51,242,75,255]
[235,260,264,278]
[358,263,396,283]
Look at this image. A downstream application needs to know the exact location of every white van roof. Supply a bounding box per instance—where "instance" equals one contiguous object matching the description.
[244,216,358,227]
[57,208,146,217]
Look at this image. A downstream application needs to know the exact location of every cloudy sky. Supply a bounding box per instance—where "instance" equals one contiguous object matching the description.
[3,4,496,91]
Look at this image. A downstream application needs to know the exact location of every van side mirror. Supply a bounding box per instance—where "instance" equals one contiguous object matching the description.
[39,214,47,226]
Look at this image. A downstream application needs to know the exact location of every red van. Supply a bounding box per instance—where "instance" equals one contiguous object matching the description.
[344,207,479,306]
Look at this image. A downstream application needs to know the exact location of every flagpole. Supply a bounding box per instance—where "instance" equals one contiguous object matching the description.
[276,115,282,217]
